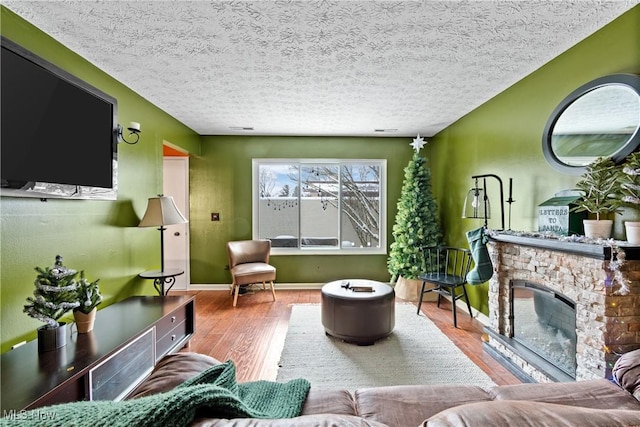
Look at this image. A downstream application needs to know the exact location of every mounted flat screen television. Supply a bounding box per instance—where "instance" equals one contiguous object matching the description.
[1,36,118,200]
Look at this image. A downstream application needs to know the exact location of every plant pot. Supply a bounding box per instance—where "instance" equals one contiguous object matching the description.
[625,221,640,245]
[393,276,421,301]
[583,219,613,239]
[74,308,97,333]
[37,322,67,352]
[394,276,436,302]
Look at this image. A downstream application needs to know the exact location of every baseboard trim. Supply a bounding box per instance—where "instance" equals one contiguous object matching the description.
[189,283,326,291]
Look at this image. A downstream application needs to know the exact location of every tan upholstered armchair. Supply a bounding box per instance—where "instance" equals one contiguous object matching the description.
[226,240,276,307]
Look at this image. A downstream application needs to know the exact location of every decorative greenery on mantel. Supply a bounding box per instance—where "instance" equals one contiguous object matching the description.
[485,229,630,295]
[619,151,640,209]
[571,156,622,221]
[486,228,624,245]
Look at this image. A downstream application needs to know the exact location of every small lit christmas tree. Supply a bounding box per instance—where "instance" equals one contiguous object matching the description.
[75,271,102,315]
[24,255,80,329]
[388,135,444,283]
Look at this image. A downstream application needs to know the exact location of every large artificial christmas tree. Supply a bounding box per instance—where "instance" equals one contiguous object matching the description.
[388,135,444,289]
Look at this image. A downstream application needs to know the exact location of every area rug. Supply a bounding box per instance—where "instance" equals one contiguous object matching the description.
[276,303,496,391]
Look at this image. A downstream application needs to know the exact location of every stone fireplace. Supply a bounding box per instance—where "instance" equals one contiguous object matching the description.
[484,233,640,383]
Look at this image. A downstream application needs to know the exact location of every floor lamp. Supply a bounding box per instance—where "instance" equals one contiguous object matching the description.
[139,194,188,272]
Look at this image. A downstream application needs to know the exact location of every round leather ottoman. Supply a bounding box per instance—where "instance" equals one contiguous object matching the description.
[321,279,395,345]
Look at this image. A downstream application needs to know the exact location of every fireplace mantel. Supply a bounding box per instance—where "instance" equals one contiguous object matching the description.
[489,232,640,260]
[484,233,640,383]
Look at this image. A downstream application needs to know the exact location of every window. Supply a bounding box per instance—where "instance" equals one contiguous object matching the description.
[253,159,386,255]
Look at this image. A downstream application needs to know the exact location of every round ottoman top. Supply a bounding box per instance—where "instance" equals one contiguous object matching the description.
[322,279,393,300]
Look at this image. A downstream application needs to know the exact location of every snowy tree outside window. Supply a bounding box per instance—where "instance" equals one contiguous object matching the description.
[253,159,386,254]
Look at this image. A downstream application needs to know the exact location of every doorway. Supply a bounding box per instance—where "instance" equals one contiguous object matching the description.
[163,147,190,291]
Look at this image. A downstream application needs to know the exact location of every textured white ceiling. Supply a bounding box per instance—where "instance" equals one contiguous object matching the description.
[3,1,638,137]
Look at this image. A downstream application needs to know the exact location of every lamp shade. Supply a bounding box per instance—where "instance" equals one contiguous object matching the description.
[138,195,188,227]
[462,187,490,219]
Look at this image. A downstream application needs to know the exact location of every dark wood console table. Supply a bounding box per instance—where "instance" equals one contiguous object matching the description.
[0,295,195,412]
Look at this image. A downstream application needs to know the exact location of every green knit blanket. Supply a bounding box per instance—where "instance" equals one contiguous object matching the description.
[0,360,310,427]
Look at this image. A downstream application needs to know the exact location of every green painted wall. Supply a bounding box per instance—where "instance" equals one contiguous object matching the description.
[190,136,418,284]
[429,5,640,315]
[0,8,200,353]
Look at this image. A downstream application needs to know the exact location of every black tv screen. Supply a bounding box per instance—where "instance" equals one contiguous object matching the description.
[1,37,118,200]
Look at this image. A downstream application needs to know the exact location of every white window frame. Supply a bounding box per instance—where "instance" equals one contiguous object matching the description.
[252,159,387,255]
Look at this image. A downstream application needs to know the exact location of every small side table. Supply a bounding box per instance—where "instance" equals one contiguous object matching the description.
[139,268,184,296]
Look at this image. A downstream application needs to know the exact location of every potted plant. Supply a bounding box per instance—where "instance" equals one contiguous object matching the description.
[571,156,622,239]
[24,255,80,352]
[73,271,102,333]
[617,151,640,244]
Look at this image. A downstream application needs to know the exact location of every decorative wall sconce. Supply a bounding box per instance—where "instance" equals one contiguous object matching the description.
[117,121,141,144]
[462,174,514,230]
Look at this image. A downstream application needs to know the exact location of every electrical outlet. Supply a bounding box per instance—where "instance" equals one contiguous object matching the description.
[211,212,220,221]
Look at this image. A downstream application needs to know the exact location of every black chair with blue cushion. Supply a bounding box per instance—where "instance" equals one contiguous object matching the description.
[417,246,474,328]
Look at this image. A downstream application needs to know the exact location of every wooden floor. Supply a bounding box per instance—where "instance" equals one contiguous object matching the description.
[176,289,522,386]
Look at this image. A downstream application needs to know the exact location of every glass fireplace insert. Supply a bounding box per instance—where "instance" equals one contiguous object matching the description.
[510,280,577,378]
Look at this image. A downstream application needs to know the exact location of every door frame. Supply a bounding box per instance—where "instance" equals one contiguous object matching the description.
[163,145,190,291]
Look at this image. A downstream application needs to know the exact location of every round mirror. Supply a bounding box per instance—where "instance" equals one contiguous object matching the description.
[542,74,640,175]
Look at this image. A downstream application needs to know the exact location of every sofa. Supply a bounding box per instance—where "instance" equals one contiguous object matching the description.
[127,349,640,426]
